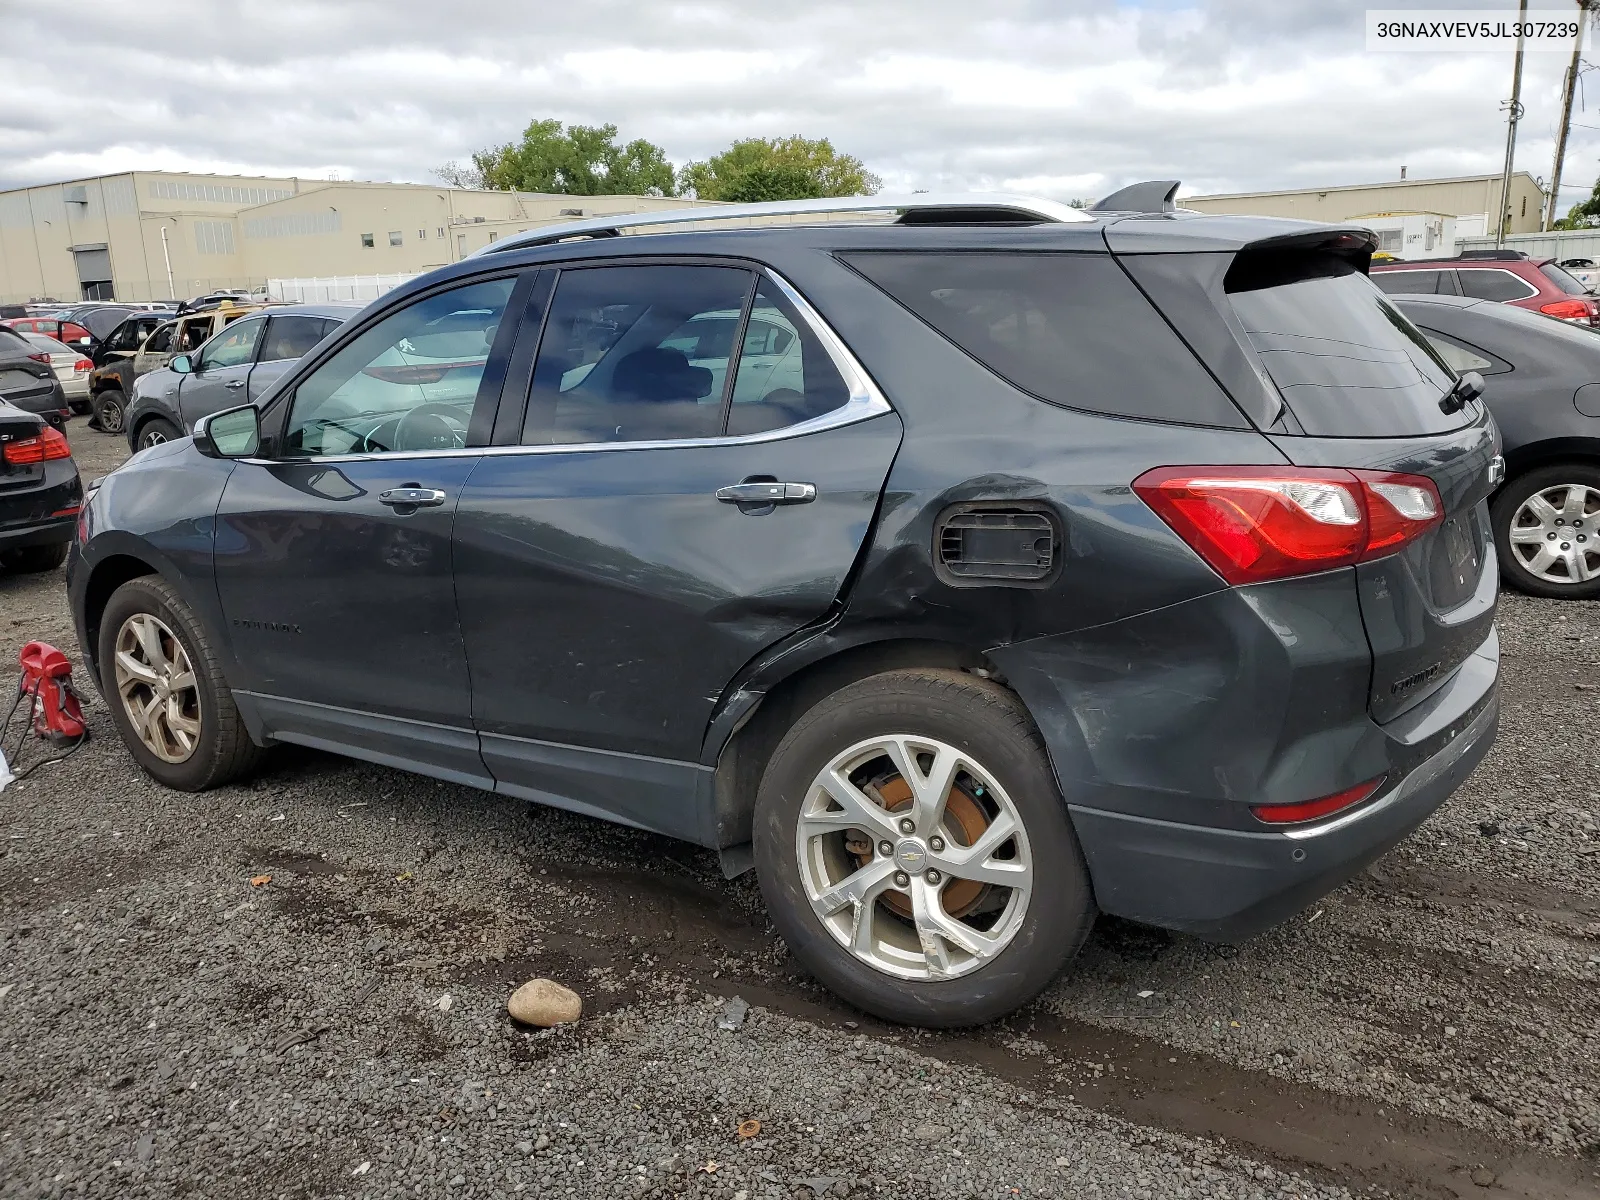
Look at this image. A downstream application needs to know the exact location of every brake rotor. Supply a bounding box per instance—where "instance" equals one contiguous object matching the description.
[854,774,991,919]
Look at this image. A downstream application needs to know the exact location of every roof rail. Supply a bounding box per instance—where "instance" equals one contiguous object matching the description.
[1456,249,1527,260]
[472,192,1094,256]
[1091,180,1180,214]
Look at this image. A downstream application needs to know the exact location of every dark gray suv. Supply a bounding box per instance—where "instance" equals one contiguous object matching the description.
[66,188,1500,1025]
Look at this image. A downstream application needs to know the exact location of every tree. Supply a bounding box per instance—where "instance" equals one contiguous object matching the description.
[1555,176,1600,229]
[470,119,676,196]
[431,160,484,190]
[678,136,880,202]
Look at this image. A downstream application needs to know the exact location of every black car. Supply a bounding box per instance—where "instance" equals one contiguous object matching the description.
[124,301,361,449]
[0,325,71,429]
[67,190,1500,1026]
[1394,294,1600,598]
[0,398,83,572]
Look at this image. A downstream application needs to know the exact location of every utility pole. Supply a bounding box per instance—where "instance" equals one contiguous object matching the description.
[1497,0,1530,247]
[1546,1,1593,229]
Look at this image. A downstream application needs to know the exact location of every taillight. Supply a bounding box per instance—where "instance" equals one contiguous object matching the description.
[1252,776,1386,825]
[73,358,92,374]
[1133,465,1443,585]
[27,351,50,365]
[3,426,72,465]
[1539,298,1592,322]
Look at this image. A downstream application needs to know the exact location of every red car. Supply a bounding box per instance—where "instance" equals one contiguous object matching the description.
[1370,251,1600,327]
[2,316,95,349]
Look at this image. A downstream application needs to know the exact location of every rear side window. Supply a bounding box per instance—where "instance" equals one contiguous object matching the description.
[1372,269,1445,295]
[1226,253,1466,437]
[843,252,1244,427]
[1456,268,1536,302]
[1539,263,1590,296]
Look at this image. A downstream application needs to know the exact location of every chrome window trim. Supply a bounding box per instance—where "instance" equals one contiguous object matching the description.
[243,269,892,466]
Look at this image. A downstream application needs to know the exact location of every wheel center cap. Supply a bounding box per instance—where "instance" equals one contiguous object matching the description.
[894,838,928,870]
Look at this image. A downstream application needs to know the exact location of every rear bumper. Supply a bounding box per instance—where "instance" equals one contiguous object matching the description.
[0,514,78,551]
[0,461,84,551]
[1067,631,1498,940]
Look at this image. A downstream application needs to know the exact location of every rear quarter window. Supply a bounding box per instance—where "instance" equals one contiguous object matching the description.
[1226,253,1468,438]
[841,251,1245,427]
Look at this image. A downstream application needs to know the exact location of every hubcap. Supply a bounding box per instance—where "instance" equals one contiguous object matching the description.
[112,613,202,763]
[794,734,1032,982]
[1508,483,1600,584]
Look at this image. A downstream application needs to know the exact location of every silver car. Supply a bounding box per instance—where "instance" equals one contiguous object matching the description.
[19,332,91,410]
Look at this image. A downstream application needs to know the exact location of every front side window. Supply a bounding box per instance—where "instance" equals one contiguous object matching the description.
[259,314,330,363]
[197,317,263,370]
[174,318,212,353]
[523,265,752,445]
[283,276,514,457]
[1456,268,1537,302]
[145,323,174,354]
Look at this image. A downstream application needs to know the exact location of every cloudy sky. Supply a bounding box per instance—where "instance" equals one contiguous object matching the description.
[3,0,1598,211]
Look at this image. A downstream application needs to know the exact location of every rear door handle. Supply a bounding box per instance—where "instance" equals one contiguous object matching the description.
[378,487,448,508]
[715,481,816,504]
[225,380,246,389]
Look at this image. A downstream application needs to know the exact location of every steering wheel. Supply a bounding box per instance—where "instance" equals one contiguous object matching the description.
[392,402,469,453]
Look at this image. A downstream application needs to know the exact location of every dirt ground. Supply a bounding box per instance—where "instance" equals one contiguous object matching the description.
[1,416,1597,1199]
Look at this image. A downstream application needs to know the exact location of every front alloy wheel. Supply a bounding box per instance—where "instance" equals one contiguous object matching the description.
[796,734,1031,981]
[113,612,202,763]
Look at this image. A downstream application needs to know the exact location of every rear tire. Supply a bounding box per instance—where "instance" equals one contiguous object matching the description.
[94,389,127,434]
[1,543,68,573]
[1491,462,1600,600]
[97,576,263,790]
[753,668,1095,1027]
[135,417,181,450]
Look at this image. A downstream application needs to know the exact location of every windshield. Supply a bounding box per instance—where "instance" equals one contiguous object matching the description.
[1227,254,1470,437]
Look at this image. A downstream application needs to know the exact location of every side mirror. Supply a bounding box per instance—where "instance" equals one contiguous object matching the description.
[171,353,193,375]
[1440,370,1485,415]
[193,404,260,459]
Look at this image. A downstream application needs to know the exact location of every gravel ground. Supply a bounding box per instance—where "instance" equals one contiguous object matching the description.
[1,418,1597,1199]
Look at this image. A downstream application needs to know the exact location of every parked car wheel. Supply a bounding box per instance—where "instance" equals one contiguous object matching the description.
[753,669,1095,1027]
[97,576,263,790]
[94,389,128,434]
[0,543,68,572]
[1491,462,1600,599]
[135,417,181,450]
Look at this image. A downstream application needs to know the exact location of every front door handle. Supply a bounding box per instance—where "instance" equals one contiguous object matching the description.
[715,481,816,505]
[378,487,448,509]
[225,380,246,389]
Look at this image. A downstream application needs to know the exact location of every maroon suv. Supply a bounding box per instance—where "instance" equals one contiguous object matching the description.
[1371,251,1600,327]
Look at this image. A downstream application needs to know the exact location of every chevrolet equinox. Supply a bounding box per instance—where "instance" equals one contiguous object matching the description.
[68,185,1500,1025]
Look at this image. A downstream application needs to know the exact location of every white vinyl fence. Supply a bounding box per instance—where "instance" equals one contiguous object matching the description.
[266,273,419,304]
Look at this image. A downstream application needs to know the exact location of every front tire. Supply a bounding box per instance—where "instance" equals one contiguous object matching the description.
[135,417,181,450]
[1491,463,1600,599]
[753,669,1095,1027]
[97,576,263,790]
[94,389,127,434]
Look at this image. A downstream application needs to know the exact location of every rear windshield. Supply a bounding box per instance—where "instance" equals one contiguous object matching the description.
[1226,253,1468,437]
[842,251,1244,427]
[1540,262,1591,296]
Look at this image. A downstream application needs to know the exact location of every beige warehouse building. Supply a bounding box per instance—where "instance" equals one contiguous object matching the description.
[0,170,707,304]
[1183,171,1547,237]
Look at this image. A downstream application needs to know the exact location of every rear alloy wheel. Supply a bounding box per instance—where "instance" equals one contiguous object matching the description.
[1492,463,1600,599]
[754,669,1094,1026]
[136,417,181,450]
[94,389,127,434]
[98,576,263,789]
